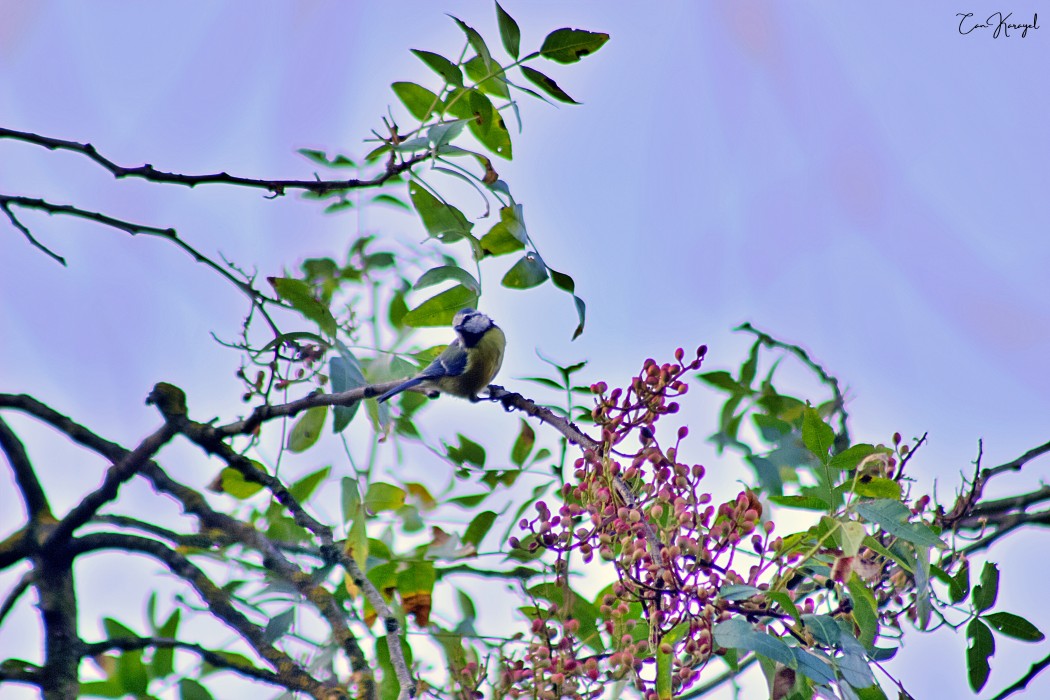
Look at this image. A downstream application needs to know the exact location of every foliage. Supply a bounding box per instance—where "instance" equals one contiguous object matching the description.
[1,5,1048,700]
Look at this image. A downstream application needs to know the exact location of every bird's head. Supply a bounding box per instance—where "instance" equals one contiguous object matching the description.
[453,308,496,346]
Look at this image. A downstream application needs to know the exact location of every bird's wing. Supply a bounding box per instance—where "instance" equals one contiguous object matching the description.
[418,340,468,379]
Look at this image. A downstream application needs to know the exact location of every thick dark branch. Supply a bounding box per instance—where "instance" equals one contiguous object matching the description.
[45,423,177,547]
[0,127,429,194]
[35,554,79,699]
[0,393,372,697]
[0,416,51,520]
[82,637,285,686]
[960,510,1050,556]
[0,394,128,464]
[988,649,1050,700]
[163,411,399,698]
[217,382,401,437]
[967,485,1050,519]
[68,532,331,698]
[984,439,1050,479]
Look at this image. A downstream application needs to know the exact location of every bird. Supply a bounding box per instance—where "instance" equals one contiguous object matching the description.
[376,308,506,403]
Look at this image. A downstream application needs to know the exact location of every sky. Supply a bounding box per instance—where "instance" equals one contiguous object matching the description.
[1,2,1049,698]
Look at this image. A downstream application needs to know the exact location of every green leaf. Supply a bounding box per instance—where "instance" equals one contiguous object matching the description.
[950,559,970,604]
[768,495,829,511]
[398,560,436,593]
[540,28,610,64]
[330,349,366,432]
[915,545,932,630]
[802,614,841,647]
[464,55,510,99]
[263,608,295,644]
[520,66,578,104]
[391,81,438,121]
[480,204,527,259]
[791,647,837,686]
[851,477,902,500]
[103,617,138,640]
[464,510,498,547]
[713,618,794,668]
[802,407,835,463]
[297,148,356,169]
[449,434,487,467]
[829,444,882,470]
[764,591,801,623]
[365,482,407,512]
[718,584,762,601]
[698,371,742,393]
[983,612,1045,641]
[152,608,180,677]
[411,49,463,87]
[289,466,331,503]
[341,478,362,524]
[403,285,479,328]
[839,520,867,557]
[495,1,520,58]
[218,464,265,499]
[549,267,586,339]
[502,253,549,289]
[414,265,480,295]
[511,419,535,467]
[966,618,994,691]
[427,119,467,148]
[449,16,493,72]
[409,182,474,242]
[847,572,879,647]
[269,277,337,338]
[371,193,410,210]
[287,406,328,453]
[179,679,214,700]
[466,90,512,159]
[854,499,945,549]
[973,561,999,613]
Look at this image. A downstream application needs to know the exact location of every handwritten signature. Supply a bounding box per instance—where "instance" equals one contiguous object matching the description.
[957,12,1039,38]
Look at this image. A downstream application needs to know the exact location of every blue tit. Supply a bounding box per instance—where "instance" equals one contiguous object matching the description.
[377,308,506,403]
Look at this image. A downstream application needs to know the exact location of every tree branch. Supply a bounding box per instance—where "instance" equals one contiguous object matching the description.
[0,193,283,336]
[82,637,286,687]
[0,415,51,520]
[0,126,430,195]
[68,531,333,699]
[44,423,177,547]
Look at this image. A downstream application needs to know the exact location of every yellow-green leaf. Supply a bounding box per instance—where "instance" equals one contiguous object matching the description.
[287,406,328,453]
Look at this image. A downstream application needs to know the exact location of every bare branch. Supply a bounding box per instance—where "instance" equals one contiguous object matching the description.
[0,571,32,626]
[0,193,283,336]
[0,416,51,520]
[988,649,1050,700]
[0,126,429,195]
[984,438,1050,479]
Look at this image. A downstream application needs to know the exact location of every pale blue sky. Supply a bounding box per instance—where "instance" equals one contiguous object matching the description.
[2,2,1048,698]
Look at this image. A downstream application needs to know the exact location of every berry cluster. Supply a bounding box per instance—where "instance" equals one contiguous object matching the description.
[509,348,779,697]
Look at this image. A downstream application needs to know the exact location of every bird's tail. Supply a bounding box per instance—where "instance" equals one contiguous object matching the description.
[376,377,425,403]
